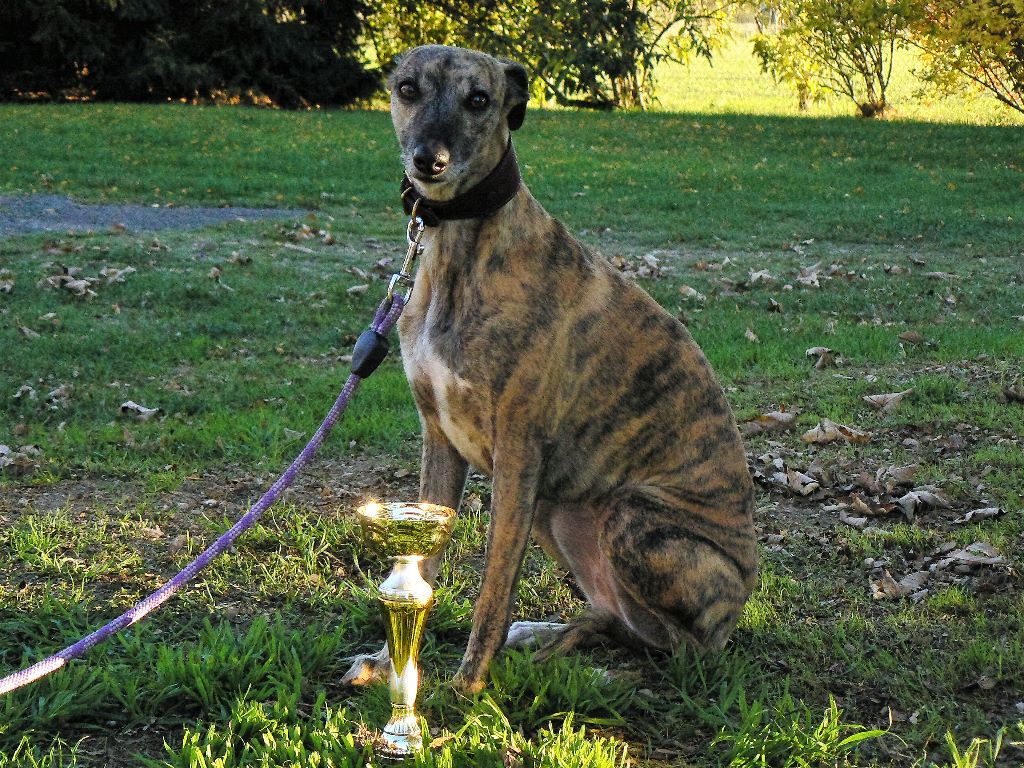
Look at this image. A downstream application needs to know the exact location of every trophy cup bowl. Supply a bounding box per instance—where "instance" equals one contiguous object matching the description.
[355,501,456,761]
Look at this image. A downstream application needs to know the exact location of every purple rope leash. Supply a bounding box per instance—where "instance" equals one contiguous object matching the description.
[0,294,406,697]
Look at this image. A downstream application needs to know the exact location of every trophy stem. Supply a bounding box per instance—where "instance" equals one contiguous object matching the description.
[378,554,433,760]
[355,501,455,762]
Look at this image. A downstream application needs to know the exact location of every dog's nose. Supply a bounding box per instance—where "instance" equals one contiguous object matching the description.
[412,146,450,176]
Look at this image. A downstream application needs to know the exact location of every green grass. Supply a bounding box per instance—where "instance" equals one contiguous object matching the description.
[1,34,1023,768]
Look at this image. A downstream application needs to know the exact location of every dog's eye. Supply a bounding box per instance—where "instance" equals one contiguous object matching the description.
[465,92,490,110]
[397,81,419,100]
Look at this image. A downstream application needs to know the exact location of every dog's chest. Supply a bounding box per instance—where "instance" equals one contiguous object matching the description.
[400,300,494,472]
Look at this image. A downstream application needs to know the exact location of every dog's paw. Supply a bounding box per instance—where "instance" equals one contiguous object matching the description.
[533,610,619,662]
[341,647,390,687]
[504,620,568,649]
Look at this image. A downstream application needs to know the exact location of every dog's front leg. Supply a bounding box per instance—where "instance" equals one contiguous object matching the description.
[454,440,541,694]
[418,426,470,583]
[342,428,467,687]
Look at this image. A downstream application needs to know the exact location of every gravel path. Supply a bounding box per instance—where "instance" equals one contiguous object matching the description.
[0,194,304,237]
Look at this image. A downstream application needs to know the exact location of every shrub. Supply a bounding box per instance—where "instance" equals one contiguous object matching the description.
[911,0,1024,115]
[0,0,379,108]
[753,0,921,117]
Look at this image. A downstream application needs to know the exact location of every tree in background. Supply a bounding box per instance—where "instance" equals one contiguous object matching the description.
[0,0,378,107]
[752,0,921,116]
[363,0,736,110]
[911,0,1024,114]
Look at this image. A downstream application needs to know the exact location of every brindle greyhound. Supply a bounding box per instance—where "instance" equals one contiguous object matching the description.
[343,45,757,694]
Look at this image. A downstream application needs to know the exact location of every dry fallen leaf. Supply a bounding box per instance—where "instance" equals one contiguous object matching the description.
[739,409,797,437]
[371,257,396,278]
[749,268,774,285]
[346,284,370,296]
[120,400,163,421]
[898,570,930,594]
[346,266,370,281]
[679,284,706,302]
[850,493,891,518]
[0,444,42,476]
[745,327,759,343]
[934,541,1007,570]
[639,252,663,276]
[953,507,1004,525]
[46,384,72,407]
[63,278,97,298]
[896,486,951,517]
[877,464,919,493]
[100,266,137,284]
[209,266,234,291]
[863,388,914,413]
[797,263,821,288]
[429,733,458,750]
[786,469,820,496]
[12,385,36,402]
[839,511,869,530]
[872,570,903,600]
[802,418,870,445]
[805,346,836,370]
[976,676,997,691]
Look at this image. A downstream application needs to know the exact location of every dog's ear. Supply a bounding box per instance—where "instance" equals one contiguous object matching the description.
[385,51,408,93]
[503,61,529,131]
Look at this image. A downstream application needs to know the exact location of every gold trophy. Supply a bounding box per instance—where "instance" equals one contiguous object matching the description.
[355,501,456,761]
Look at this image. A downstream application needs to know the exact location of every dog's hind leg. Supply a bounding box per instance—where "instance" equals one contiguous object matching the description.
[529,491,755,660]
[521,500,670,657]
[598,488,756,652]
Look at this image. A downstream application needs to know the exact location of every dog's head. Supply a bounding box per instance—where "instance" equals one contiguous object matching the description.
[388,45,528,201]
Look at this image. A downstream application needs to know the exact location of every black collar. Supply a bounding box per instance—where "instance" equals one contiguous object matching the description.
[401,140,521,227]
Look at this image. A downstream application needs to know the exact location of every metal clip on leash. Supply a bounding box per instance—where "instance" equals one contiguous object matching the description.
[389,198,425,303]
[351,202,424,379]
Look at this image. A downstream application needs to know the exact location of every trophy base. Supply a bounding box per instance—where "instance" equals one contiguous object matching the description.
[375,737,421,763]
[373,707,422,763]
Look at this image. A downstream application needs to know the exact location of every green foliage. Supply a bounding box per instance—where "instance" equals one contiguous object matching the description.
[364,0,733,109]
[489,650,635,729]
[912,0,1024,115]
[0,738,78,768]
[938,728,1005,768]
[0,0,378,107]
[159,698,370,768]
[752,0,922,116]
[154,694,631,768]
[713,692,886,767]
